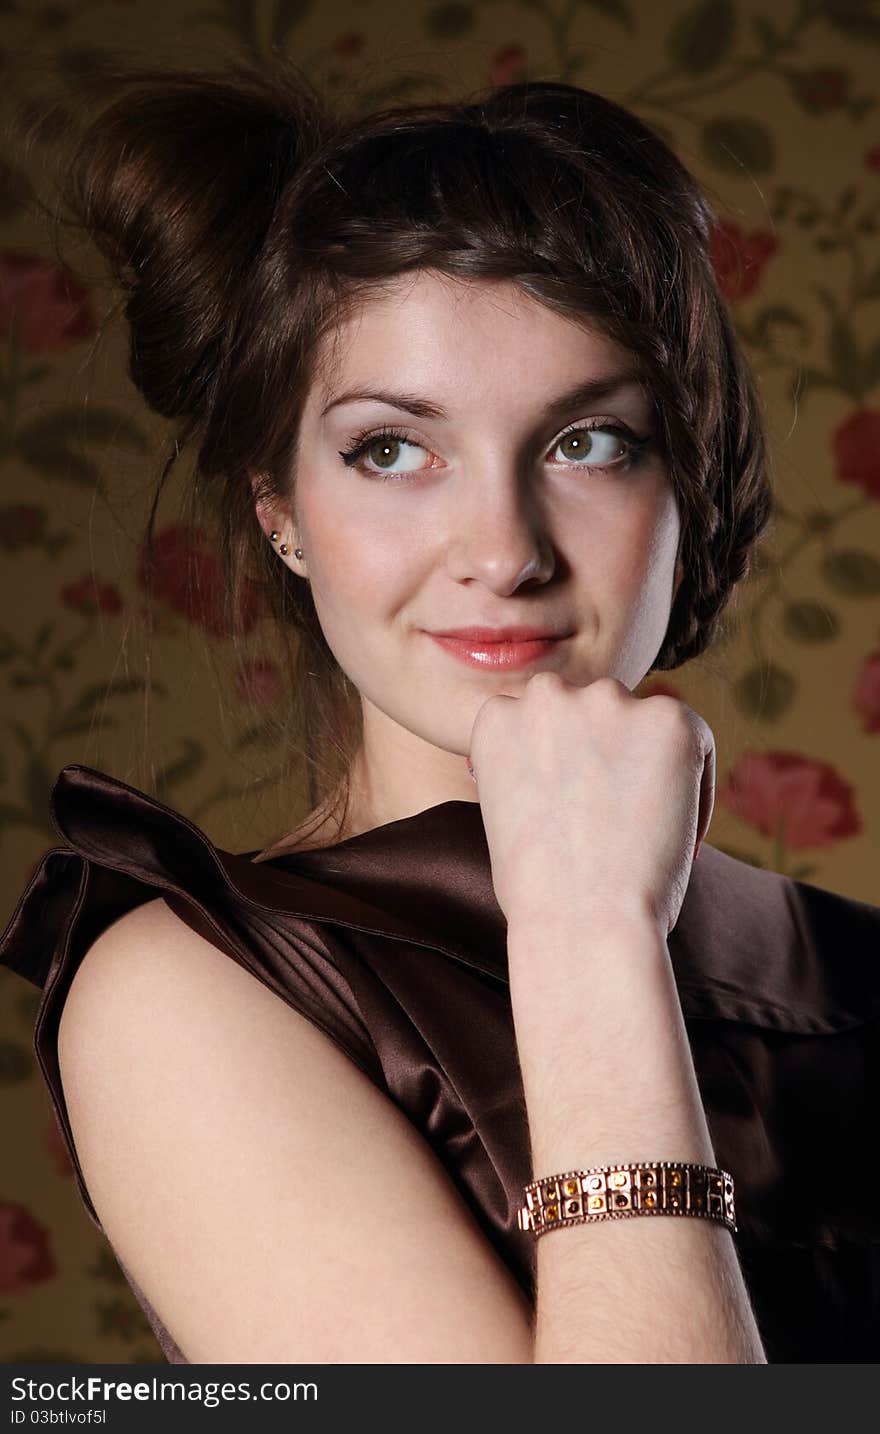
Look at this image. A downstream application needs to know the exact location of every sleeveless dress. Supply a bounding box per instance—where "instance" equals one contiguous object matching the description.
[2,762,879,1364]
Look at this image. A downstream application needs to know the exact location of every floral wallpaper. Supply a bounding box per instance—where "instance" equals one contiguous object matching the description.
[1,0,878,1364]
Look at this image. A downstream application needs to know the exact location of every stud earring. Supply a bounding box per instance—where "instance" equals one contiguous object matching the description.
[267,530,304,561]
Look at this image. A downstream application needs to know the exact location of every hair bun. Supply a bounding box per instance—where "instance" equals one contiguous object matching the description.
[61,60,332,422]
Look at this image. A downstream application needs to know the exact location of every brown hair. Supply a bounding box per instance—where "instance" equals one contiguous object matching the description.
[41,58,774,841]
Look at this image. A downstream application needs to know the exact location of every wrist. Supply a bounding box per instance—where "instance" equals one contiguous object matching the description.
[505,912,712,1169]
[505,893,663,948]
[505,903,675,1044]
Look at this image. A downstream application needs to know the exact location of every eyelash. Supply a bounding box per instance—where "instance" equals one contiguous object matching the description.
[337,419,652,481]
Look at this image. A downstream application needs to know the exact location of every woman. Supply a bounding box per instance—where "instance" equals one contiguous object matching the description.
[2,64,878,1364]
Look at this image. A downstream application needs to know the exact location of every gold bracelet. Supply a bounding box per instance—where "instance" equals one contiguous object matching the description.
[517,1160,736,1237]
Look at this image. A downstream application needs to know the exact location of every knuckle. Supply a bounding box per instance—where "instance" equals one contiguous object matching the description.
[471,691,511,735]
[525,670,566,697]
[643,692,684,716]
[589,676,630,700]
[648,693,691,728]
[645,695,701,750]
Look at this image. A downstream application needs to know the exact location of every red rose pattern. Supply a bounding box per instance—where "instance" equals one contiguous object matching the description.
[0,504,45,550]
[852,647,880,734]
[790,67,850,112]
[489,44,527,88]
[137,524,265,637]
[235,658,285,706]
[46,1116,75,1179]
[832,409,880,500]
[61,575,124,616]
[717,750,861,850]
[0,1201,57,1295]
[0,252,95,353]
[710,221,778,303]
[332,32,364,57]
[640,681,681,700]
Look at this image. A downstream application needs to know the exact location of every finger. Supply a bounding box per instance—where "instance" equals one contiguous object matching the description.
[468,690,519,769]
[671,705,715,861]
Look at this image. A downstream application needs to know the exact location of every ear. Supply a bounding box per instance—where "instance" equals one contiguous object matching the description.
[250,471,284,537]
[249,476,312,576]
[250,472,299,541]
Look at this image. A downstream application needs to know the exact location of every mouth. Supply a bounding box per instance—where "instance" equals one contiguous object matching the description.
[426,630,569,670]
[431,626,566,643]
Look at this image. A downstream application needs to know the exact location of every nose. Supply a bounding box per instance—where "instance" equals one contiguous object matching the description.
[444,466,555,594]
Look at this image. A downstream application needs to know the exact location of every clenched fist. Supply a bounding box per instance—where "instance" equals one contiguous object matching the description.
[468,672,716,939]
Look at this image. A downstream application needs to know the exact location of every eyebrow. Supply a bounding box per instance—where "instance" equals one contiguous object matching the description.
[320,369,647,426]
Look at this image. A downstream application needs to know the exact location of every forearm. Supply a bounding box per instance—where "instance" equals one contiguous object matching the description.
[507,911,767,1364]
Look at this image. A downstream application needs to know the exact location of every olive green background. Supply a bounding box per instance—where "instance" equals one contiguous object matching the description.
[1,0,878,1364]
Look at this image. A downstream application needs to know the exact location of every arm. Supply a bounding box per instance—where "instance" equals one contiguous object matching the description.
[58,898,535,1363]
[508,909,767,1364]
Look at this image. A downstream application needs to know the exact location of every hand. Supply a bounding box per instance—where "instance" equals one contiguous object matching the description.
[467,672,716,939]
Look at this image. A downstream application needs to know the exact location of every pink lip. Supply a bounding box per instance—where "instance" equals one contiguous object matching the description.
[432,626,564,642]
[428,633,566,670]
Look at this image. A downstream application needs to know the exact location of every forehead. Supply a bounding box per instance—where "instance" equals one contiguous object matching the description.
[311,270,634,402]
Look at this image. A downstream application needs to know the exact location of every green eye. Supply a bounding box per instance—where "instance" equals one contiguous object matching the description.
[338,420,652,481]
[553,423,648,470]
[339,426,426,481]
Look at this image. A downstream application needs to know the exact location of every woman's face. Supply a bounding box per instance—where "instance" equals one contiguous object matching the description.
[257,270,684,797]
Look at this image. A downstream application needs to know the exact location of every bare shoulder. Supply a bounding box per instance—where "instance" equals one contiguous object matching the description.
[58,898,534,1363]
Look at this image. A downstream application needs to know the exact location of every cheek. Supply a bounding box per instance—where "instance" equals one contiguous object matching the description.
[301,489,418,620]
[593,485,681,626]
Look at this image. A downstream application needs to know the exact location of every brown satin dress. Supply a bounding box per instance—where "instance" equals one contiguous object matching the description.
[2,763,879,1364]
